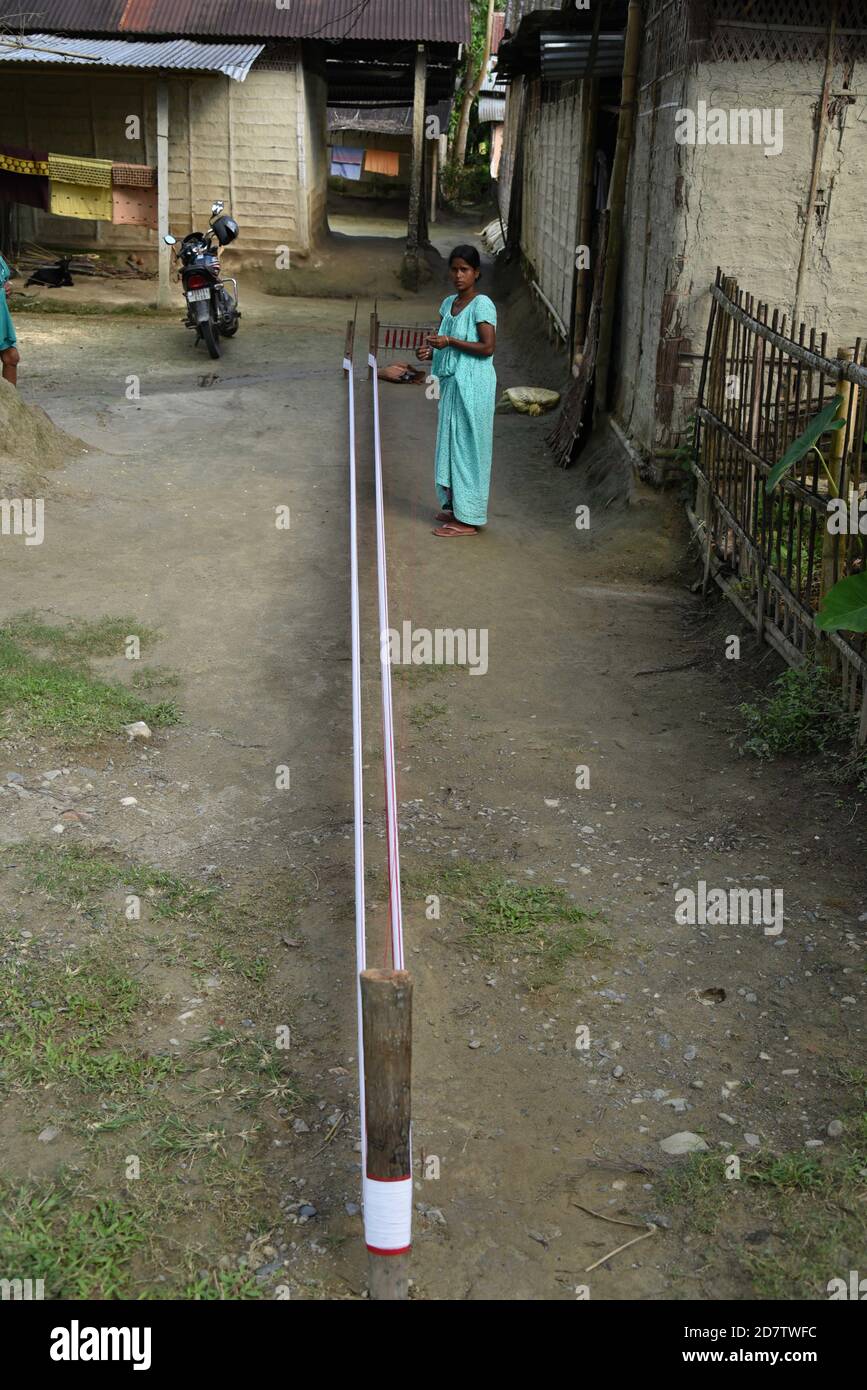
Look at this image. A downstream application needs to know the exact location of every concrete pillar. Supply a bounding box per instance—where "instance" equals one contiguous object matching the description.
[156,79,170,308]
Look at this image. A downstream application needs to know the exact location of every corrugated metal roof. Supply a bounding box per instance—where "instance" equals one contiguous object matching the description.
[23,1,471,44]
[540,31,625,79]
[478,94,505,124]
[0,32,265,79]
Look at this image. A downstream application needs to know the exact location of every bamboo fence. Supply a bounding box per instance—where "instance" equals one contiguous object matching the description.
[690,269,867,739]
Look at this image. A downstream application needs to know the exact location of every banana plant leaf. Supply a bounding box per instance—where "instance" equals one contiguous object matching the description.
[814,570,867,633]
[765,395,845,494]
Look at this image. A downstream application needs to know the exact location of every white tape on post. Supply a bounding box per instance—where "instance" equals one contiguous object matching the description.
[363,1175,413,1255]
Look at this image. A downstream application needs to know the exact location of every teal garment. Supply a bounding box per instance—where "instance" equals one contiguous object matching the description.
[432,292,497,527]
[0,255,16,352]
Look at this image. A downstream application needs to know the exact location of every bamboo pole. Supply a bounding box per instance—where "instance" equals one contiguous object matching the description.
[592,0,643,429]
[572,77,599,372]
[361,969,413,1302]
[403,44,427,290]
[820,346,853,602]
[793,2,838,325]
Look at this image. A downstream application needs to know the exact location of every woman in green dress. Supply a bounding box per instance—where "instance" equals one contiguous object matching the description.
[417,245,496,538]
[0,252,20,386]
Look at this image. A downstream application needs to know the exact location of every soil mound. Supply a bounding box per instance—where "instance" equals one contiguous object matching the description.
[0,377,85,476]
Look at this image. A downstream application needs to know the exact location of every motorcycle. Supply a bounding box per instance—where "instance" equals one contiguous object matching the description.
[164,200,240,359]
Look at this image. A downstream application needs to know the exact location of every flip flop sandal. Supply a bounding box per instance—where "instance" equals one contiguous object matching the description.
[432,523,478,537]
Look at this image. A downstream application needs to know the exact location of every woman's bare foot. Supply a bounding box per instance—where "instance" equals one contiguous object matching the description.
[432,520,478,537]
[434,508,454,523]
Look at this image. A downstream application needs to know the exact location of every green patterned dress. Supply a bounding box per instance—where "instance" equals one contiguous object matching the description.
[432,292,497,527]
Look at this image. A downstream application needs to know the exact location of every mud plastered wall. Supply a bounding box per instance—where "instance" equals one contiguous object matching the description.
[0,58,315,264]
[616,54,867,460]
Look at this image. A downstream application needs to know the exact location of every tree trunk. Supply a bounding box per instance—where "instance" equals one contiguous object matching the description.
[453,0,496,169]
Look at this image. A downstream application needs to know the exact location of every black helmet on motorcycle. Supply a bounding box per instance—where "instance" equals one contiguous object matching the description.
[212,215,239,246]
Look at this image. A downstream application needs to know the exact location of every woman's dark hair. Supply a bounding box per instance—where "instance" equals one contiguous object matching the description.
[448,244,482,278]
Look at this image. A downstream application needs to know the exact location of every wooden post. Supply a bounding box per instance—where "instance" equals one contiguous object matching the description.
[592,0,643,428]
[361,969,413,1301]
[793,3,838,324]
[368,308,377,379]
[156,79,170,309]
[573,76,599,373]
[430,134,439,225]
[403,44,427,289]
[344,317,355,377]
[820,347,853,602]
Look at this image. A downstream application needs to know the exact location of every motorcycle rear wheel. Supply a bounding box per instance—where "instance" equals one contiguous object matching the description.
[200,318,221,360]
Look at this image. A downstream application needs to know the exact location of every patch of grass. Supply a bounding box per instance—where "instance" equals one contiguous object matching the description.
[16,843,220,921]
[661,1102,867,1298]
[151,1117,232,1161]
[0,616,178,743]
[659,1151,729,1234]
[175,1268,267,1300]
[393,663,460,689]
[0,849,310,1299]
[747,1152,827,1193]
[739,659,867,789]
[130,665,180,691]
[409,699,447,730]
[4,613,158,661]
[5,844,298,988]
[0,1180,149,1298]
[0,950,178,1093]
[406,861,605,979]
[190,1028,302,1113]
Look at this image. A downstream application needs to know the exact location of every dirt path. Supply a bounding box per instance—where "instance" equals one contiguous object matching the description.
[1,253,864,1301]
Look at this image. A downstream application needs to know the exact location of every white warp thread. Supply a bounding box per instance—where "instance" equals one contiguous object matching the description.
[346,349,369,1205]
[368,351,405,970]
[363,1175,413,1253]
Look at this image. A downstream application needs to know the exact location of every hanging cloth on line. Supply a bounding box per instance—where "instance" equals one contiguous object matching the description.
[0,148,49,177]
[330,145,363,179]
[331,159,363,180]
[0,146,50,210]
[50,181,113,221]
[112,184,158,228]
[364,148,400,177]
[112,162,156,188]
[48,153,113,187]
[48,153,114,220]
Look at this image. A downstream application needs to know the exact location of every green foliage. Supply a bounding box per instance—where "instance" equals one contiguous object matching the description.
[440,160,491,206]
[673,414,697,472]
[0,1182,148,1299]
[765,395,845,494]
[739,660,855,760]
[815,570,867,634]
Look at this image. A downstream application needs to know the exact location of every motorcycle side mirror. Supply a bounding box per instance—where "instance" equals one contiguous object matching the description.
[163,234,177,246]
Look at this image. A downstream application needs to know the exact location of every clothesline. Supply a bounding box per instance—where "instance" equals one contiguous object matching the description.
[329,144,401,180]
[0,145,157,226]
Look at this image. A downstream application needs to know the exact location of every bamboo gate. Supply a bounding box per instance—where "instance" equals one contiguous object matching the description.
[690,270,867,739]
